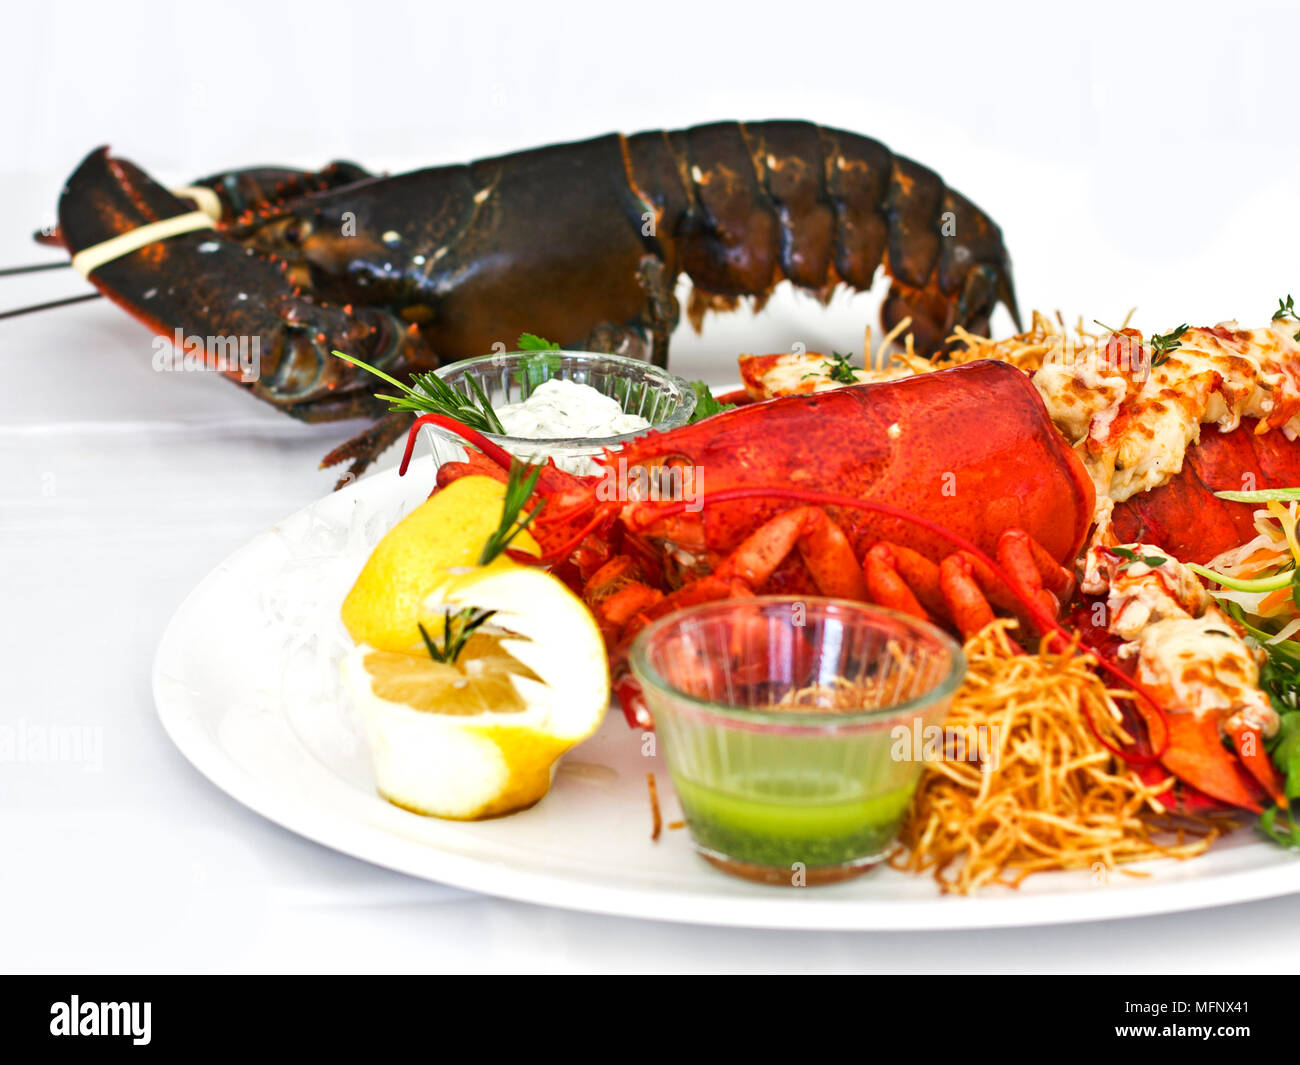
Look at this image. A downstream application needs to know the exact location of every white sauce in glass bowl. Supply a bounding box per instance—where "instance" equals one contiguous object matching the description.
[494,379,650,440]
[484,378,653,476]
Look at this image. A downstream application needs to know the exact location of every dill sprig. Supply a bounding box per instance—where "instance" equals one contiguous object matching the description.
[332,349,505,434]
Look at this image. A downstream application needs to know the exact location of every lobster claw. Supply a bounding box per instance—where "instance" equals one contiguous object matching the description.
[1135,702,1283,814]
[57,147,435,418]
[188,160,371,224]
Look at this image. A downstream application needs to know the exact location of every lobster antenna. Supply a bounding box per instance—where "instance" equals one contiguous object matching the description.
[0,261,72,277]
[0,292,101,320]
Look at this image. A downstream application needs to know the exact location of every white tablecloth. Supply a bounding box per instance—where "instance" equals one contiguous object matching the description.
[3,147,1300,973]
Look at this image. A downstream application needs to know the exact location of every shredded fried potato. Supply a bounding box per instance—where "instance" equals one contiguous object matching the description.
[868,309,1138,377]
[943,310,1111,371]
[647,772,662,841]
[774,640,923,712]
[891,621,1228,894]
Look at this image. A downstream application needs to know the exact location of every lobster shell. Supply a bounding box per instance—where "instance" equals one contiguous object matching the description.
[619,360,1095,572]
[1112,417,1300,564]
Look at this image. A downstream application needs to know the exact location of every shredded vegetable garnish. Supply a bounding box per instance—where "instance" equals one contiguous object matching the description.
[891,621,1226,893]
[1193,492,1300,842]
[1193,493,1300,632]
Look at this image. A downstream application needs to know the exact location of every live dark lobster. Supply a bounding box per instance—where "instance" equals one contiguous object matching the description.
[48,122,1019,481]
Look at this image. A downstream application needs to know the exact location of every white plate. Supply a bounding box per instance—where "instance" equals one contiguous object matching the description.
[153,454,1300,930]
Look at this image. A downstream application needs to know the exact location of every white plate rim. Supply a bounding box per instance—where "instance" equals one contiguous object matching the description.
[152,451,1300,932]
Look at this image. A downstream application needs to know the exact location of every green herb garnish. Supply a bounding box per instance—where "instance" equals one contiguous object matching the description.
[1189,560,1296,593]
[1109,545,1167,570]
[513,334,563,391]
[1216,600,1300,846]
[517,332,560,351]
[478,459,545,567]
[1255,650,1300,848]
[823,351,859,384]
[332,350,505,434]
[1272,295,1300,342]
[801,351,859,383]
[686,381,736,422]
[1148,324,1189,368]
[1214,486,1300,504]
[418,610,498,665]
[1260,805,1300,847]
[415,460,544,666]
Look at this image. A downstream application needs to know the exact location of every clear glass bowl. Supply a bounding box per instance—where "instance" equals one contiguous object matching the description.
[630,597,965,887]
[420,350,697,476]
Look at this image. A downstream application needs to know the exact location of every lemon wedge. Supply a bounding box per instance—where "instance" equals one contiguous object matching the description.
[341,477,540,653]
[343,562,609,819]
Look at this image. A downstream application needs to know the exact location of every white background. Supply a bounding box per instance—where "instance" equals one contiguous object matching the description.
[2,0,1298,972]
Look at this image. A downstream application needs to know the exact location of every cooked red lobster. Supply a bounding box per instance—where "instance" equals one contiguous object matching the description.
[413,340,1298,818]
[48,122,1017,480]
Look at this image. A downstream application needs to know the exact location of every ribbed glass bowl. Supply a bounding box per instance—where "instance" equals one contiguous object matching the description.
[630,597,965,886]
[420,350,697,475]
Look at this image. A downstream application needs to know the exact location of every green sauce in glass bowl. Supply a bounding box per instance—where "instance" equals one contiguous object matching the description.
[630,597,965,887]
[671,772,916,872]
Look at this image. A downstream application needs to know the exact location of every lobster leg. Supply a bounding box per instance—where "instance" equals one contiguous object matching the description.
[1147,709,1267,813]
[938,555,998,637]
[863,530,1070,637]
[712,506,868,599]
[318,411,415,484]
[863,543,941,621]
[584,506,866,661]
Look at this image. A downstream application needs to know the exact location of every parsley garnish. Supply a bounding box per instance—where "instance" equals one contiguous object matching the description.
[823,351,859,384]
[1148,324,1189,368]
[1272,295,1300,342]
[513,334,563,391]
[517,332,560,352]
[686,381,736,422]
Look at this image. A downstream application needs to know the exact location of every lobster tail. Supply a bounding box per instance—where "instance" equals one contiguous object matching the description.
[624,121,1018,351]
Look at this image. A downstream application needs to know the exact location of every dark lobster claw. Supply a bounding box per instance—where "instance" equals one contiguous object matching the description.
[57,147,435,423]
[37,159,371,247]
[188,160,371,225]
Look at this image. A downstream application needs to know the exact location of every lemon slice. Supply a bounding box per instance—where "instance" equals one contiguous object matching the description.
[343,562,609,819]
[341,476,540,653]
